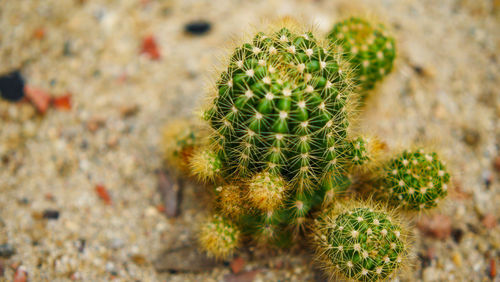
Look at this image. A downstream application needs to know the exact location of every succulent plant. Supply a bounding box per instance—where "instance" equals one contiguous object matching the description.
[376,149,450,211]
[167,21,447,282]
[204,26,355,191]
[189,148,223,183]
[162,119,201,173]
[327,17,395,92]
[313,201,409,281]
[199,214,241,259]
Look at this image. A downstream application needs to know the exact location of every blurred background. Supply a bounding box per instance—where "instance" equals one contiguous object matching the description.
[0,0,499,281]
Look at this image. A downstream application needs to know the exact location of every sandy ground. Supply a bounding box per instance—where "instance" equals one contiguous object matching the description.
[0,0,499,281]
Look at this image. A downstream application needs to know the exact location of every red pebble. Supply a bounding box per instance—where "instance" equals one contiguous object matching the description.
[13,266,27,282]
[24,86,51,114]
[490,258,497,279]
[417,214,452,240]
[156,204,166,213]
[95,185,112,205]
[230,257,245,274]
[482,213,497,229]
[140,35,160,60]
[52,93,72,111]
[33,28,45,39]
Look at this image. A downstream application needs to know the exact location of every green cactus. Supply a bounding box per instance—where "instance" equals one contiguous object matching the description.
[377,149,450,211]
[199,214,241,259]
[327,17,395,92]
[313,202,409,281]
[346,136,372,166]
[204,26,355,191]
[162,119,201,172]
[189,148,223,182]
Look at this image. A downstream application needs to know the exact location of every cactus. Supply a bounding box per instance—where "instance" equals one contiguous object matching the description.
[163,21,450,281]
[246,172,288,212]
[327,17,395,92]
[162,119,201,172]
[376,149,450,211]
[313,201,409,281]
[204,26,355,191]
[189,148,223,183]
[199,214,241,259]
[214,184,245,219]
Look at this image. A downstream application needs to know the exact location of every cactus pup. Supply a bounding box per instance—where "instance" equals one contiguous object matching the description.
[327,17,395,93]
[375,149,450,211]
[313,201,410,281]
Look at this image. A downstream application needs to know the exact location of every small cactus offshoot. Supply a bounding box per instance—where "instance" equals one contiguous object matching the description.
[189,148,223,183]
[377,149,450,211]
[313,202,409,281]
[246,172,288,212]
[199,214,241,259]
[327,17,395,92]
[162,119,201,172]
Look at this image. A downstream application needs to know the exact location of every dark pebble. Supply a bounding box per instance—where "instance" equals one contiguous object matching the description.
[451,228,464,243]
[42,209,60,220]
[78,239,86,253]
[412,65,424,76]
[63,41,72,56]
[418,252,432,268]
[185,20,211,35]
[0,244,15,258]
[0,70,25,102]
[462,128,480,147]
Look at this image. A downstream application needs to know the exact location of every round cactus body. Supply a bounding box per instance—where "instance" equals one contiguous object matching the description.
[189,148,223,182]
[378,149,450,211]
[327,17,395,92]
[206,27,354,191]
[247,172,288,212]
[314,203,409,281]
[215,185,245,219]
[199,214,241,259]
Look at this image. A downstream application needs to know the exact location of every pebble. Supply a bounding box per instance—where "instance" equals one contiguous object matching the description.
[157,170,181,218]
[224,270,260,282]
[462,128,481,147]
[489,258,497,279]
[24,86,51,114]
[184,20,211,35]
[0,70,25,102]
[119,104,139,118]
[42,209,60,220]
[417,214,452,240]
[452,252,463,267]
[481,213,497,229]
[493,156,500,172]
[0,243,15,258]
[230,257,245,274]
[130,254,147,265]
[13,265,28,282]
[109,238,124,249]
[451,228,464,243]
[86,117,105,132]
